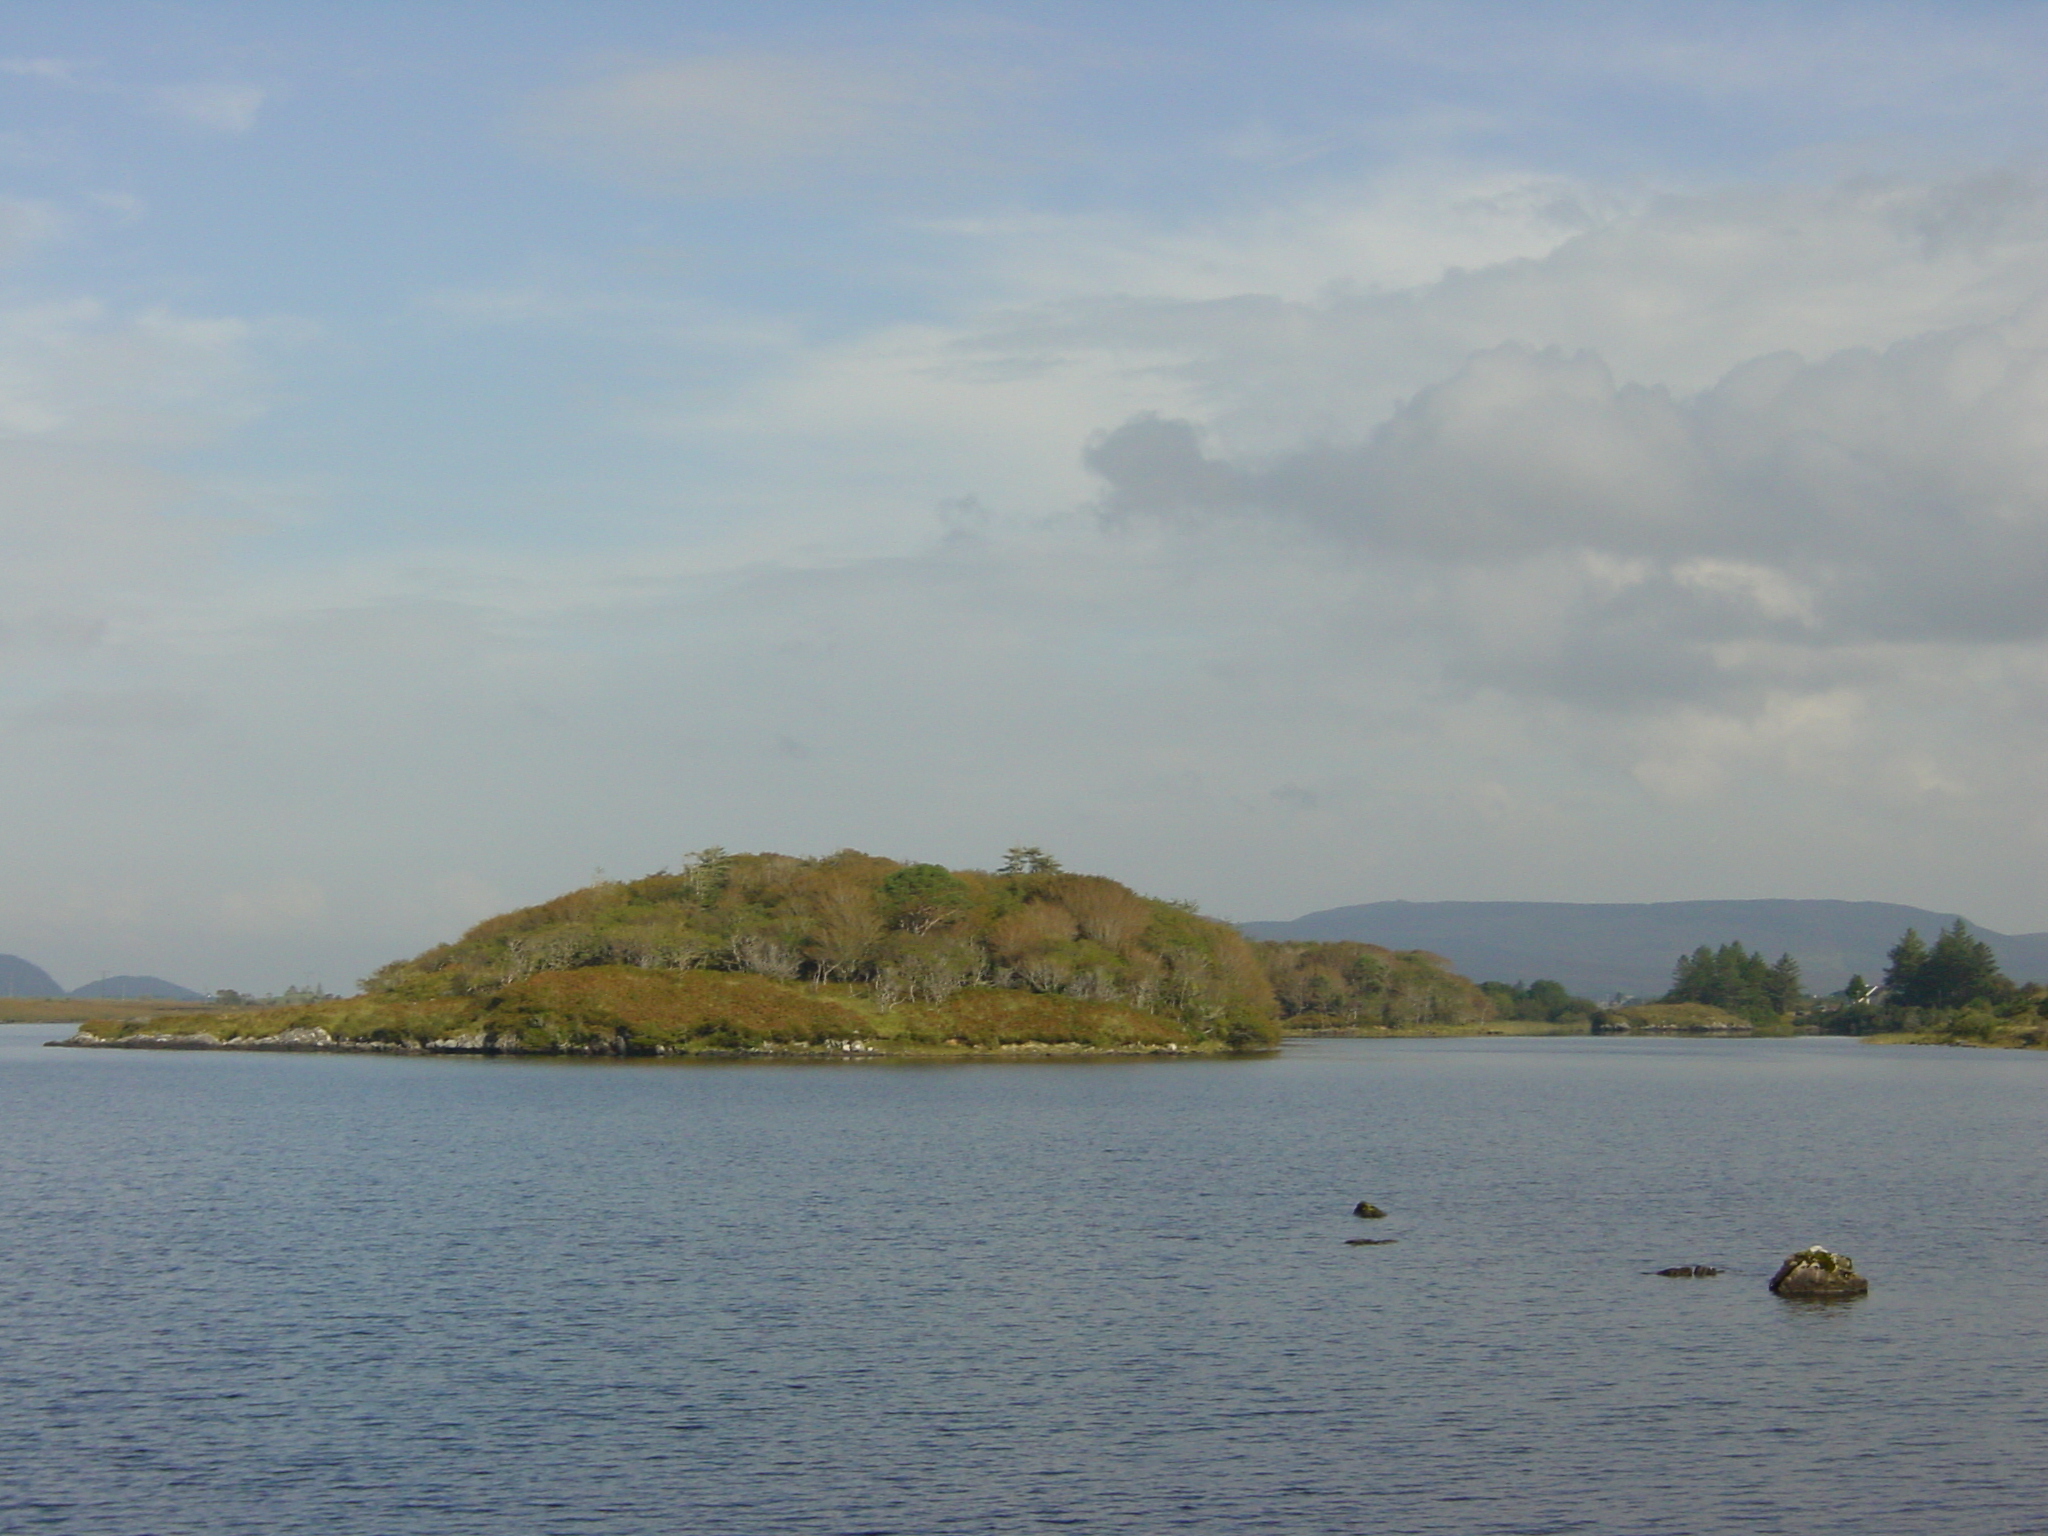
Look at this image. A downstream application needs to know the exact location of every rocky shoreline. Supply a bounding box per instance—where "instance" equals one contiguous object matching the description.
[48,1026,1206,1059]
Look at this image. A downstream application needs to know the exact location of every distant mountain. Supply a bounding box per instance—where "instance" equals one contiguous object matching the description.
[69,976,204,1001]
[1240,900,2048,1000]
[0,954,65,998]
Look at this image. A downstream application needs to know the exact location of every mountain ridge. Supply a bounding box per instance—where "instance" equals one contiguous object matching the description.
[69,975,205,1001]
[0,954,64,999]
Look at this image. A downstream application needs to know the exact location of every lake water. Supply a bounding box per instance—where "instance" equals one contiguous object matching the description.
[3,1024,2045,1535]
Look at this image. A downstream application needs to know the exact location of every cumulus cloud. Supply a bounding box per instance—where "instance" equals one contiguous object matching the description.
[10,134,2048,988]
[1089,309,2048,687]
[960,177,2048,445]
[521,53,977,195]
[1056,176,2048,727]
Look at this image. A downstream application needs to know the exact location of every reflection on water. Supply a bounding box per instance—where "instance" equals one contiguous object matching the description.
[3,1025,2045,1535]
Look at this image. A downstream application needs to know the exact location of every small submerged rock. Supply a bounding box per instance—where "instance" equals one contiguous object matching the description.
[1654,1265,1721,1278]
[1351,1201,1388,1219]
[1344,1238,1397,1246]
[1769,1245,1869,1299]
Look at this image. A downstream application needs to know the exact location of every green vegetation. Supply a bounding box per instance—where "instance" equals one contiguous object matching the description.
[1663,942,1802,1023]
[58,879,2047,1056]
[1259,941,1498,1033]
[71,849,1286,1057]
[1801,920,2046,1046]
[1643,925,2048,1046]
[1598,1000,1757,1034]
[1479,978,1599,1026]
[0,997,222,1026]
[1883,920,2005,1009]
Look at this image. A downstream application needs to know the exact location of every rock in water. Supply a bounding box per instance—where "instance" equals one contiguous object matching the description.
[1352,1201,1387,1219]
[1345,1238,1396,1246]
[1769,1245,1869,1299]
[1655,1265,1721,1277]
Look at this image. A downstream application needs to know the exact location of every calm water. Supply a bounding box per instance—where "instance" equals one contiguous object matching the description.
[3,1025,2046,1536]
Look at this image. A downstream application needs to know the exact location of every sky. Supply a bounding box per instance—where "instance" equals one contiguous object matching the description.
[7,1,2048,993]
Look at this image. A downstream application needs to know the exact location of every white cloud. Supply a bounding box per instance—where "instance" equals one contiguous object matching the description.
[946,177,2048,462]
[12,128,2048,993]
[1090,309,2048,668]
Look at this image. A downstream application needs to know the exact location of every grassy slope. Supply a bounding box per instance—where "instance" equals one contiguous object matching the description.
[1601,1001,1755,1033]
[1,998,220,1025]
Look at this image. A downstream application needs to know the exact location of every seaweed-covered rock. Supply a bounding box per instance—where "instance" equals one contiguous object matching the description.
[1769,1246,1869,1298]
[1655,1265,1721,1277]
[1351,1200,1387,1219]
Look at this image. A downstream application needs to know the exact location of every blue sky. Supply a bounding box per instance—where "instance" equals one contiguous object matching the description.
[8,2,2048,991]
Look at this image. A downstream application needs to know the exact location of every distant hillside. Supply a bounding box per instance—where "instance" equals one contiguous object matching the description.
[0,955,64,998]
[1240,900,2048,999]
[70,976,204,1001]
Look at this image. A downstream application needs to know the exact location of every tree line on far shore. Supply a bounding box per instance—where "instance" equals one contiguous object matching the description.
[1818,919,2040,1040]
[1652,921,2044,1041]
[1476,919,2045,1043]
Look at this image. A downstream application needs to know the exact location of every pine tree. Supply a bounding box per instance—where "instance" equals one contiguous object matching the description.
[1915,920,2006,1008]
[1664,940,1792,1020]
[998,846,1062,876]
[1883,928,1929,1001]
[1764,953,1803,1012]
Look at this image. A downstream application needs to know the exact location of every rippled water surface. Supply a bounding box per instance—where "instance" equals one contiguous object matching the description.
[4,1026,2047,1535]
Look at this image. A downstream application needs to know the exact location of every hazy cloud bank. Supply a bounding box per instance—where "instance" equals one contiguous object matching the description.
[9,9,2048,990]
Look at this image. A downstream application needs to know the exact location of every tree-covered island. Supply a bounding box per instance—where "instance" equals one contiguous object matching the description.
[59,855,2044,1056]
[59,848,1494,1058]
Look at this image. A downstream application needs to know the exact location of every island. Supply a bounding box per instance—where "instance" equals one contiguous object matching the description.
[54,847,1493,1059]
